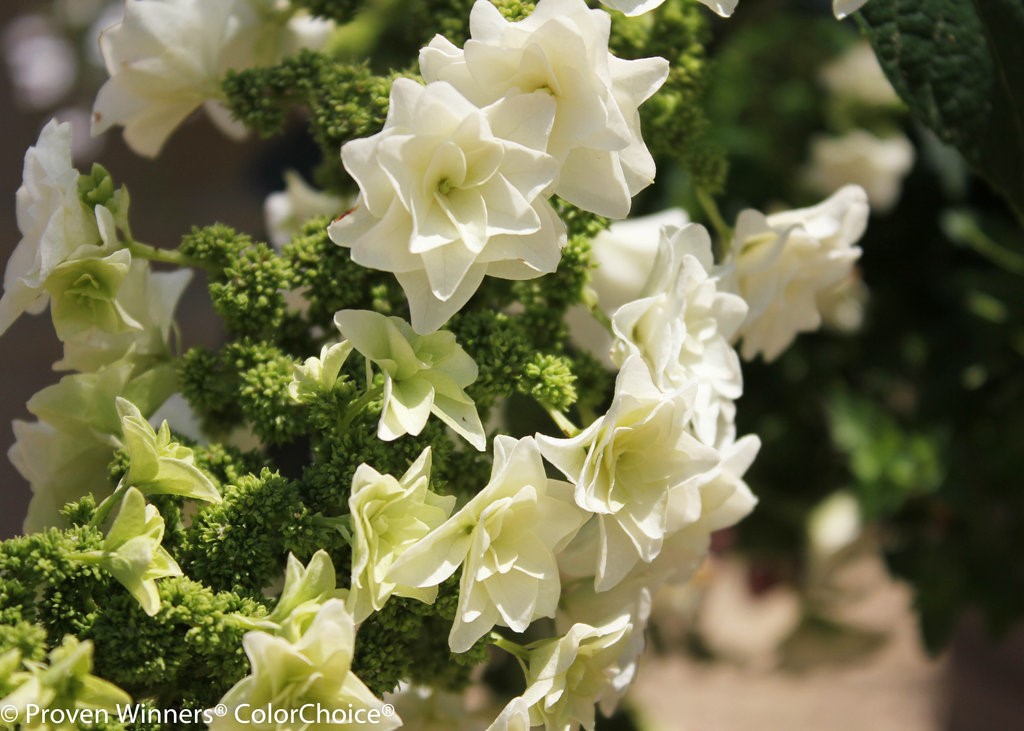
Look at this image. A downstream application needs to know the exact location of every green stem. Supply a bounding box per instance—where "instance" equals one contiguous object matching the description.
[545,406,580,438]
[313,514,353,544]
[943,211,1024,275]
[696,188,733,260]
[126,239,209,271]
[490,633,530,661]
[339,384,383,433]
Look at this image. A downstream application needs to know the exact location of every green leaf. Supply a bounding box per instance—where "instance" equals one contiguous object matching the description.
[860,0,1024,222]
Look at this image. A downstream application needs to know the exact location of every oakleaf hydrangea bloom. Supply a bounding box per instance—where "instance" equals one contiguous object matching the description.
[611,223,747,447]
[486,697,532,731]
[75,487,183,616]
[93,0,332,157]
[419,0,669,219]
[287,341,353,403]
[728,185,869,362]
[688,0,865,18]
[0,637,131,725]
[11,361,177,531]
[0,120,105,336]
[537,356,719,590]
[334,310,486,450]
[389,436,588,653]
[834,0,869,18]
[212,599,400,731]
[329,78,564,334]
[597,0,667,16]
[115,397,221,503]
[264,550,347,639]
[55,261,193,372]
[516,616,636,731]
[348,448,456,622]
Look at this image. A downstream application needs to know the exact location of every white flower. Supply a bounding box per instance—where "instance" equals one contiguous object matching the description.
[388,436,587,653]
[0,120,102,335]
[729,185,869,362]
[212,599,400,731]
[807,490,861,566]
[566,208,688,365]
[803,130,914,213]
[334,309,486,450]
[486,697,533,731]
[537,356,720,591]
[518,616,635,731]
[819,42,899,108]
[329,78,565,334]
[288,341,353,403]
[264,170,346,249]
[610,223,747,447]
[55,261,192,372]
[347,448,456,622]
[419,0,669,219]
[816,272,868,333]
[834,0,869,19]
[92,0,332,157]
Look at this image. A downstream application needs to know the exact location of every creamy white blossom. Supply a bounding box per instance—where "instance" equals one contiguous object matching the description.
[212,599,400,731]
[518,616,635,731]
[330,78,565,334]
[0,120,105,335]
[537,356,719,591]
[690,0,864,19]
[288,340,353,403]
[264,170,346,249]
[611,223,747,447]
[803,130,914,213]
[347,448,456,622]
[486,697,533,731]
[819,42,899,107]
[834,0,869,19]
[334,309,486,450]
[698,0,739,17]
[729,185,869,362]
[92,0,332,157]
[55,261,192,372]
[419,0,669,219]
[389,436,587,653]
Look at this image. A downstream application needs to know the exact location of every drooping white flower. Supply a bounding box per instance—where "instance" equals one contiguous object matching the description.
[728,185,869,362]
[0,120,103,335]
[388,436,588,653]
[419,0,669,219]
[610,223,747,447]
[486,697,533,731]
[329,78,565,334]
[334,309,487,450]
[537,356,720,591]
[55,261,192,372]
[264,170,346,249]
[803,130,914,213]
[517,616,635,731]
[211,599,400,731]
[347,448,456,622]
[92,0,332,157]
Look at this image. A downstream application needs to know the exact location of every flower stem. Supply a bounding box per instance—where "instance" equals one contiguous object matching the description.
[490,634,530,660]
[339,384,382,433]
[696,188,733,259]
[545,406,580,438]
[127,239,208,270]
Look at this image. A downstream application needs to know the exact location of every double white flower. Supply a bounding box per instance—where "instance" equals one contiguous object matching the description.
[611,223,747,447]
[538,357,719,591]
[93,0,332,157]
[389,436,587,653]
[421,0,668,220]
[330,79,565,334]
[602,0,866,18]
[728,185,870,362]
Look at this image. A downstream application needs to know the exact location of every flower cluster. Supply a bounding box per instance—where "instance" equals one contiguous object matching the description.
[0,0,878,729]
